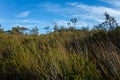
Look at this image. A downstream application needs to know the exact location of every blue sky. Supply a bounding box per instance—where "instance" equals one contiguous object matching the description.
[0,0,120,34]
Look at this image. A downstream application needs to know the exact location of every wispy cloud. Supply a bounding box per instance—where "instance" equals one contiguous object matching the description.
[37,2,120,27]
[66,2,120,23]
[56,20,68,27]
[99,0,120,7]
[56,20,89,29]
[17,11,31,18]
[67,2,120,15]
[39,3,67,14]
[40,2,60,8]
[40,2,120,20]
[13,19,42,23]
[115,1,120,7]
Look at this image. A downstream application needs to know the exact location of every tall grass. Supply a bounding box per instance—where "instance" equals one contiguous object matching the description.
[0,30,120,80]
[0,33,102,80]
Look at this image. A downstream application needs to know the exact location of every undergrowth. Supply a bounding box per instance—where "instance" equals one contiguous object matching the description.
[0,29,120,80]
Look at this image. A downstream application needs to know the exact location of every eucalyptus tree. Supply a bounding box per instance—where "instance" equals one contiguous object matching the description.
[30,26,39,36]
[67,18,78,31]
[11,26,28,35]
[94,13,118,31]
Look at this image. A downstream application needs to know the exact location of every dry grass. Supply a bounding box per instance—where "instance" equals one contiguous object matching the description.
[0,30,120,80]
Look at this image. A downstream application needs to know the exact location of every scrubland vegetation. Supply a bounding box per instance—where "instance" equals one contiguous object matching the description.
[0,13,120,80]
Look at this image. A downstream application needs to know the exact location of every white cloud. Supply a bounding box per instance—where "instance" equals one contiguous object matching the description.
[39,2,80,14]
[66,2,79,6]
[11,24,36,29]
[38,2,120,28]
[77,21,89,27]
[14,20,30,23]
[40,2,120,23]
[67,2,120,15]
[56,20,68,26]
[17,11,31,18]
[99,0,120,7]
[55,20,89,28]
[115,1,120,7]
[67,2,120,23]
[13,19,43,23]
[40,2,60,8]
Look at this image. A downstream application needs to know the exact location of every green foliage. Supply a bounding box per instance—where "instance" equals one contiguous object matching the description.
[94,13,118,31]
[0,32,104,80]
[0,28,120,80]
[30,26,39,36]
[0,24,4,34]
[9,26,28,35]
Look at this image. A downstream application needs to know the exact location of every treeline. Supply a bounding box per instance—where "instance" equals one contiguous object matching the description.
[0,13,118,36]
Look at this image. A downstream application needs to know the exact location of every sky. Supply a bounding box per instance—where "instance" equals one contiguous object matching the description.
[0,0,120,34]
